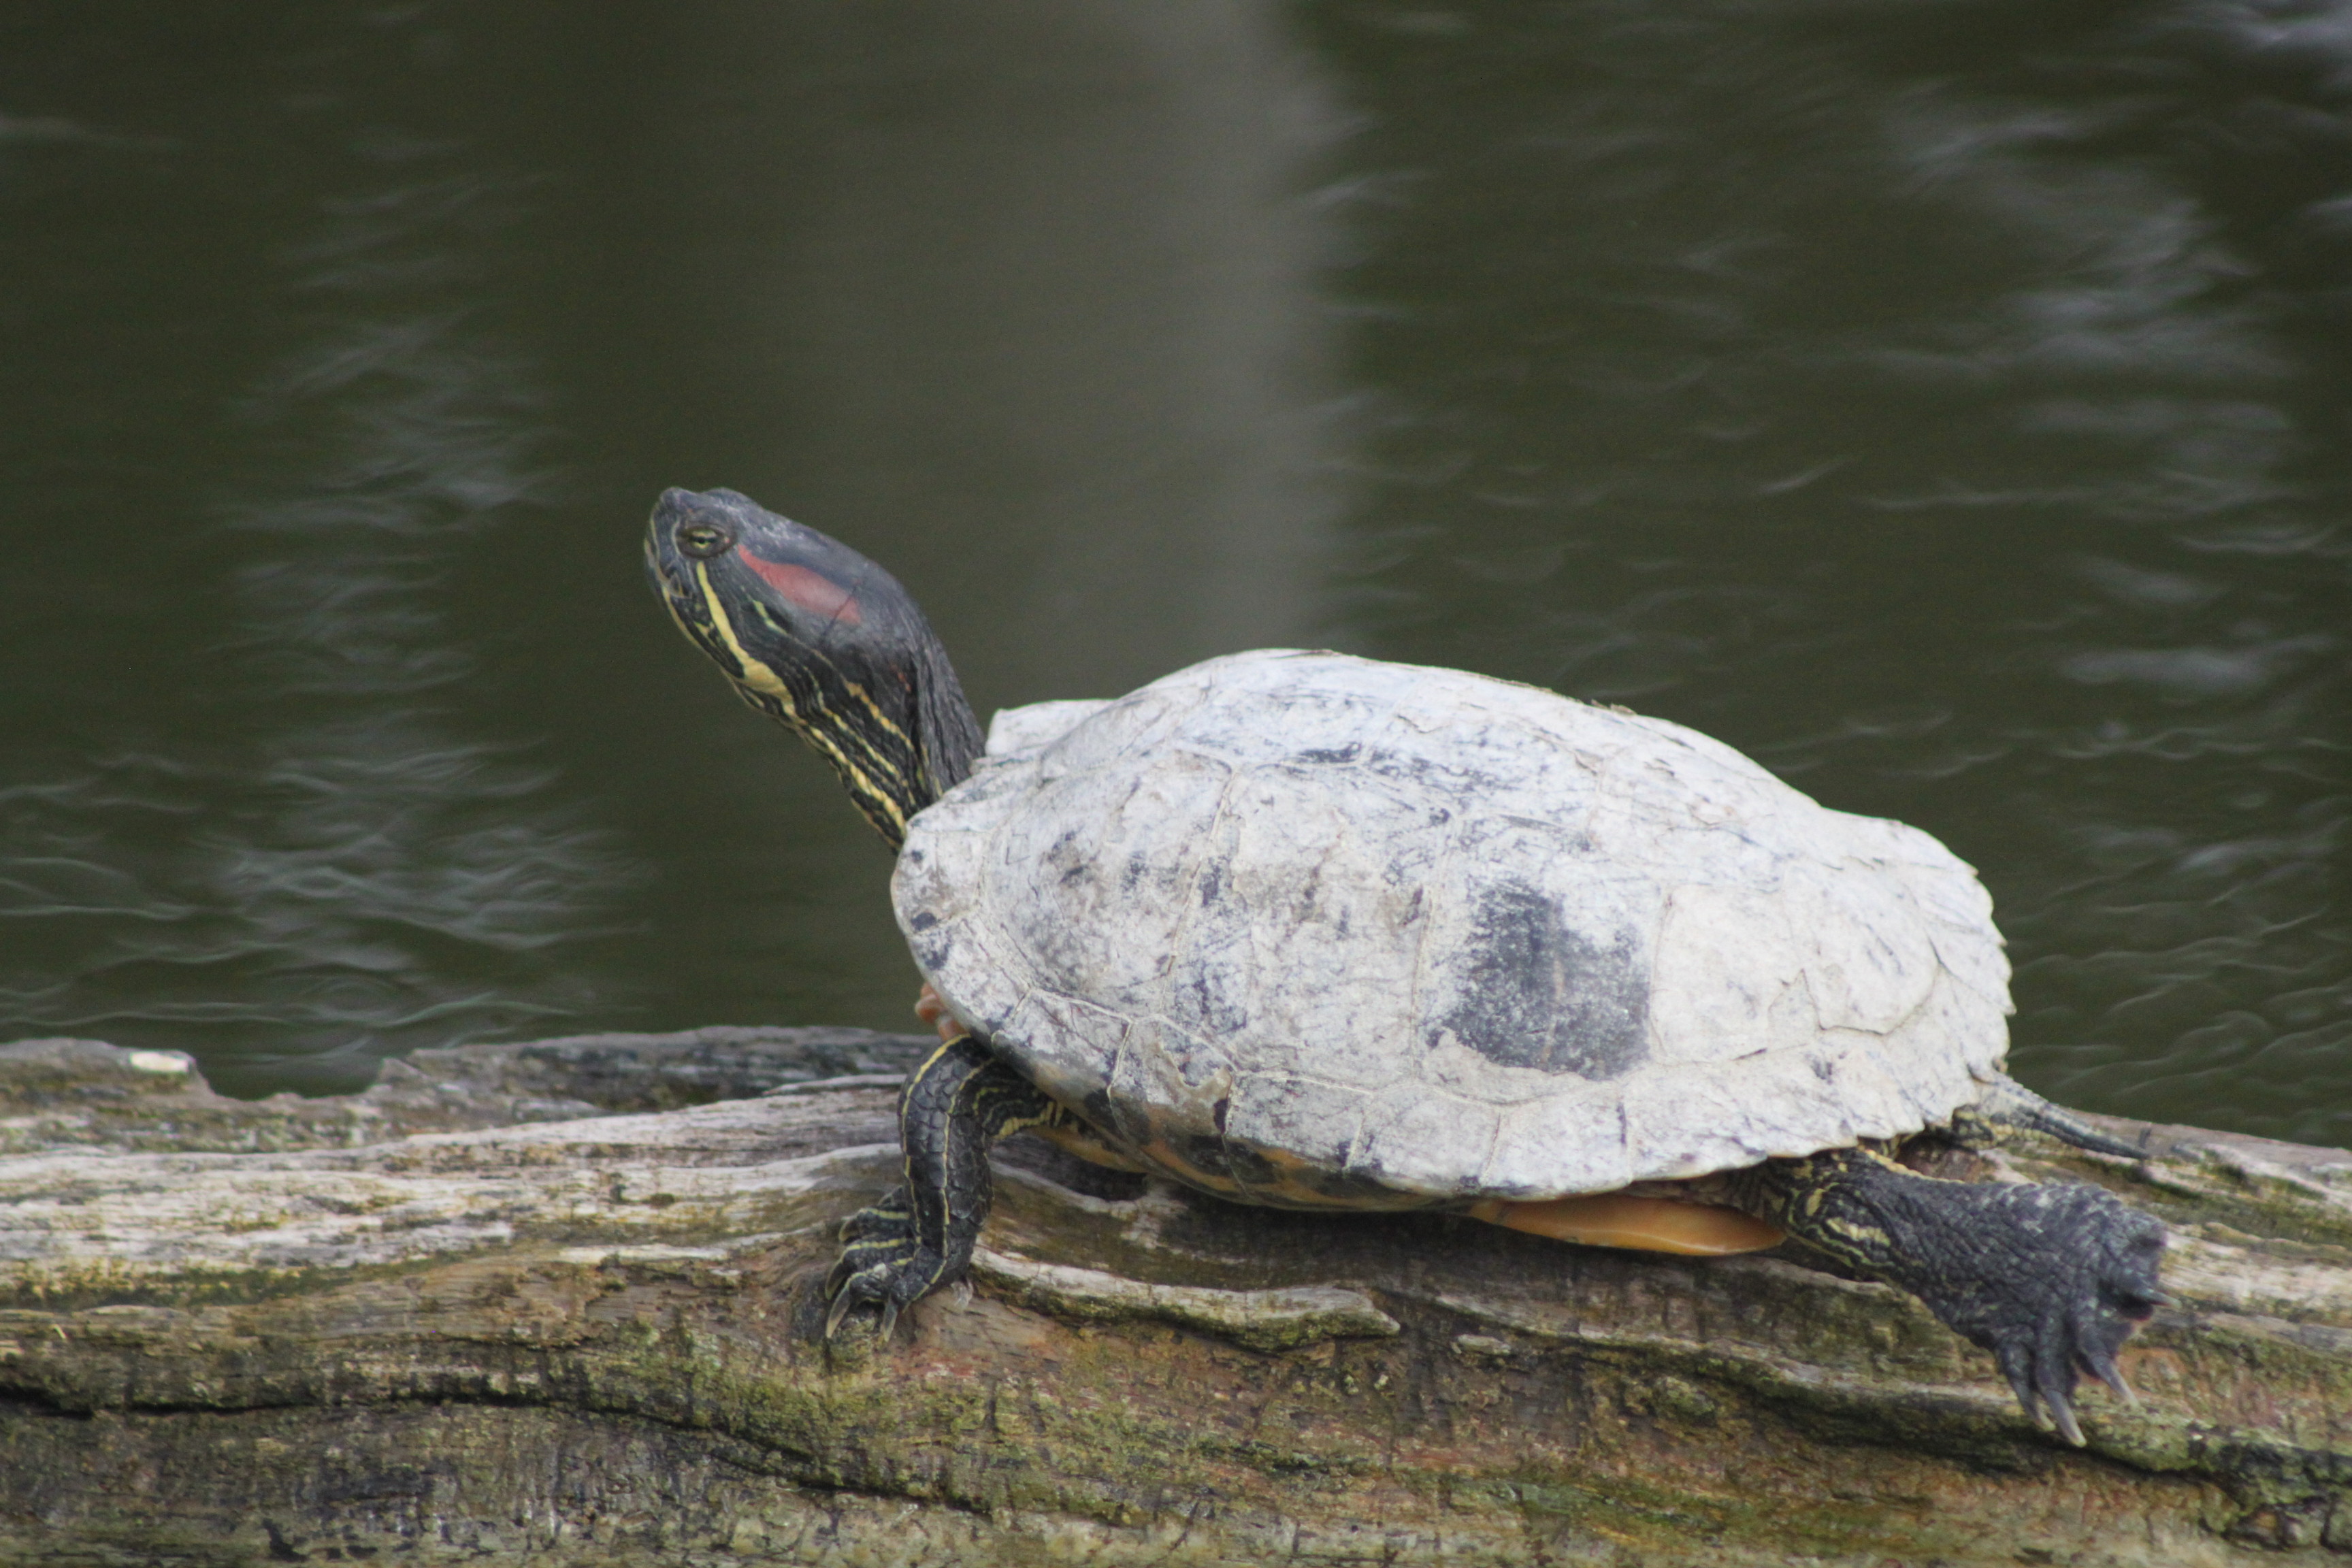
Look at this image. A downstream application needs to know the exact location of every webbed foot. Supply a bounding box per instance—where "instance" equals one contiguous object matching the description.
[1733,1149,2166,1443]
[1926,1179,2166,1443]
[823,1187,954,1339]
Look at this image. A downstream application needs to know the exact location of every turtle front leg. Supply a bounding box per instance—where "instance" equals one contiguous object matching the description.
[1727,1149,2166,1444]
[823,1032,1064,1339]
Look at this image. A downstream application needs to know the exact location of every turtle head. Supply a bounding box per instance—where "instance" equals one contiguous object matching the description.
[645,487,982,849]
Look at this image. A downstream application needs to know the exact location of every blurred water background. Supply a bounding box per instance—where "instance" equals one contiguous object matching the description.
[0,1,2343,1143]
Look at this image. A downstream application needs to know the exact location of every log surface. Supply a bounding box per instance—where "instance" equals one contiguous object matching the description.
[0,1028,2348,1566]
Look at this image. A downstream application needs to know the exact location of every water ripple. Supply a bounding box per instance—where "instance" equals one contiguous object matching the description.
[1324,0,2349,1140]
[0,75,627,1092]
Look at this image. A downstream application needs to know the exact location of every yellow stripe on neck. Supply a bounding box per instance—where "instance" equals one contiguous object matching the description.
[697,563,799,709]
[692,561,913,840]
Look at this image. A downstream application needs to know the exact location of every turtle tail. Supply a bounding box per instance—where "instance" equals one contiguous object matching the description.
[1970,1073,2150,1160]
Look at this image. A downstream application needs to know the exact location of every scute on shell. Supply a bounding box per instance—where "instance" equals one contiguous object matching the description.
[896,650,2010,1204]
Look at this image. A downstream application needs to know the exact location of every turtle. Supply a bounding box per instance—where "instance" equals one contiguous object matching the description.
[644,485,2166,1444]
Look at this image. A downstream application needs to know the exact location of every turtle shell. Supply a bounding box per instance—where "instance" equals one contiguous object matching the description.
[894,651,2010,1207]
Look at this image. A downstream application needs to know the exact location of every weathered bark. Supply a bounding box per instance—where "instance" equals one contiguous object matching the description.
[0,1030,2346,1566]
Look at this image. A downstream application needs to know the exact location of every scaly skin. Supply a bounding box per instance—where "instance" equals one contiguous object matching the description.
[1729,1147,2166,1443]
[824,1032,1067,1339]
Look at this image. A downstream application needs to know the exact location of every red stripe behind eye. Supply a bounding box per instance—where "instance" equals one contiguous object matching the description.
[739,552,864,626]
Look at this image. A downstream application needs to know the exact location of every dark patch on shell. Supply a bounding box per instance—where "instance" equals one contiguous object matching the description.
[1183,965,1249,1038]
[1436,879,1650,1081]
[1047,828,1091,885]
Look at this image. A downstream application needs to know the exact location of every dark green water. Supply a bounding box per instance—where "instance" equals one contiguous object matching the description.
[1,2,2344,1142]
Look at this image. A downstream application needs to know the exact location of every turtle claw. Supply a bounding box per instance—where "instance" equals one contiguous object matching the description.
[820,1190,963,1341]
[823,1249,942,1340]
[823,1190,924,1339]
[2081,1336,2138,1405]
[2048,1392,2086,1448]
[1995,1339,2086,1446]
[823,1273,876,1339]
[1963,1183,2165,1445]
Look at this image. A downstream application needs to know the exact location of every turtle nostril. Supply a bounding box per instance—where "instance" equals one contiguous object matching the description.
[677,521,734,558]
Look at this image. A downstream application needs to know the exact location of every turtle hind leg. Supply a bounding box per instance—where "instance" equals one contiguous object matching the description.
[1727,1149,2166,1445]
[823,1032,1062,1339]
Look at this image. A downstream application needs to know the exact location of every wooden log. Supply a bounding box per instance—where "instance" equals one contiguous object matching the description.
[0,1028,2346,1565]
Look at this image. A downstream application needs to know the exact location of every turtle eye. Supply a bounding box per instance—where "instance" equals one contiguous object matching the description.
[676,521,734,558]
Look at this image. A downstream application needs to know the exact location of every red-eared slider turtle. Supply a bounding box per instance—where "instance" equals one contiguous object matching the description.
[646,487,2164,1444]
